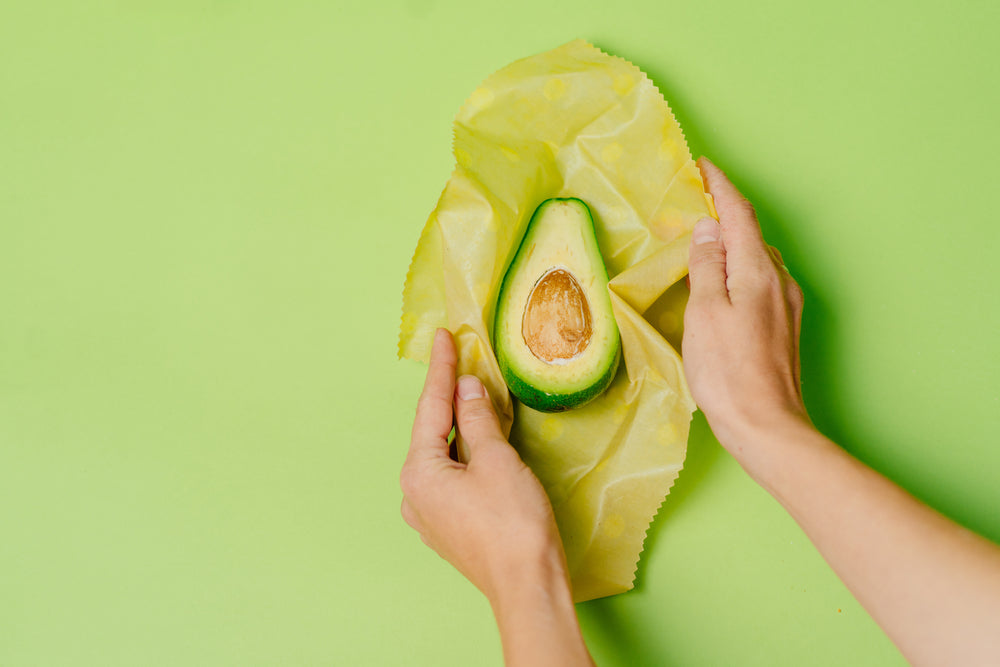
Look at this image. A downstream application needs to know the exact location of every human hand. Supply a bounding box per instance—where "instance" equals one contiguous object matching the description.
[680,159,1000,667]
[399,328,568,606]
[682,157,809,459]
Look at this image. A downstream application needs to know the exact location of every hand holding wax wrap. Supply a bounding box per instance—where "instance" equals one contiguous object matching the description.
[399,40,716,601]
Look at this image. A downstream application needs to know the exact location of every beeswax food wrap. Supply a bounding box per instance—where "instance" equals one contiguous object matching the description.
[399,40,716,602]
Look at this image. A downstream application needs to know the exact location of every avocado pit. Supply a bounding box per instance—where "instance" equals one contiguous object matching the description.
[522,267,593,363]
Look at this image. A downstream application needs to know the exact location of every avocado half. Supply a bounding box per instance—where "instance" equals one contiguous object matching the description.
[493,198,621,413]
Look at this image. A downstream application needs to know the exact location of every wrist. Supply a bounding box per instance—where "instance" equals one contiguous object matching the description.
[489,538,572,619]
[488,541,592,667]
[708,407,820,485]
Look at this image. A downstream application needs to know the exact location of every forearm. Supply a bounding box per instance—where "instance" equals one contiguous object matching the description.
[489,549,594,667]
[732,416,1000,667]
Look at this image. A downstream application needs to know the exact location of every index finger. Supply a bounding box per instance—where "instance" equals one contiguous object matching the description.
[697,157,772,277]
[408,328,457,461]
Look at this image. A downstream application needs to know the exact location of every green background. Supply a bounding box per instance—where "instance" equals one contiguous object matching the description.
[2,1,998,664]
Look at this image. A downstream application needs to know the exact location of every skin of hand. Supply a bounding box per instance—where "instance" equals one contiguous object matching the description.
[685,157,1000,667]
[683,156,810,466]
[400,329,593,667]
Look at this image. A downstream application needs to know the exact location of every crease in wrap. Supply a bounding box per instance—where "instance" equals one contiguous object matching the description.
[399,39,717,602]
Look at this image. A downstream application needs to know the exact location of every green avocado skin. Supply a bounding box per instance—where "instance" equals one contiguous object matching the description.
[493,197,621,413]
[498,344,621,413]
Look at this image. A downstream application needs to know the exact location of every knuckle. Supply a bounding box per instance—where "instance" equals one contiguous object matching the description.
[462,403,497,425]
[400,499,418,529]
[399,468,417,497]
[415,392,439,413]
[764,269,783,292]
[739,267,774,295]
[732,196,758,219]
[747,262,783,293]
[414,393,450,426]
[788,280,804,305]
[690,247,726,268]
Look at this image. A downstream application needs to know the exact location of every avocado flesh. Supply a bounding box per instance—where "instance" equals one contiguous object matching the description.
[493,198,621,412]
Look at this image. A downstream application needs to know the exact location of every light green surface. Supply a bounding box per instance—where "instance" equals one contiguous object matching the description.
[1,1,998,665]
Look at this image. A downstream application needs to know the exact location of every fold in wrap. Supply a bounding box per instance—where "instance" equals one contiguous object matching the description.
[399,40,717,601]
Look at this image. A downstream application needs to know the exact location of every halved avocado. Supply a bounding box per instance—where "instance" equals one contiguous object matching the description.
[493,198,621,412]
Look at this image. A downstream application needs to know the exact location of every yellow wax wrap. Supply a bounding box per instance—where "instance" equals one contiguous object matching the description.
[399,40,717,602]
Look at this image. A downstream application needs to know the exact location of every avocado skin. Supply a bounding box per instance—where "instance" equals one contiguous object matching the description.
[499,344,621,413]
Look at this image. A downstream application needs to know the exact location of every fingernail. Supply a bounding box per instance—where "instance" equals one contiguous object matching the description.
[457,375,486,400]
[692,218,720,245]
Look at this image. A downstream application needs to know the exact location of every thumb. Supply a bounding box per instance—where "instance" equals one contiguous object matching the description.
[454,375,507,456]
[688,217,729,302]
